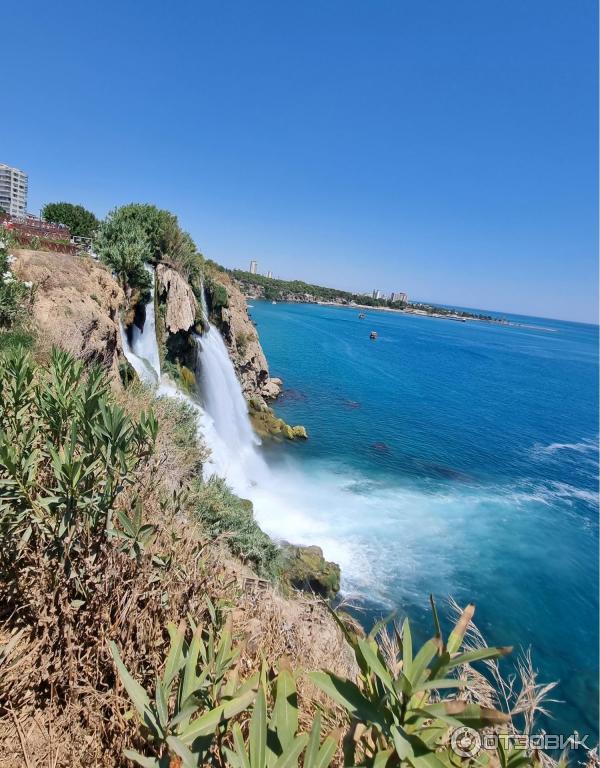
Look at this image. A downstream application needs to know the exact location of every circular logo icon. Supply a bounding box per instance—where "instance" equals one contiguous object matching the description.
[451,726,482,758]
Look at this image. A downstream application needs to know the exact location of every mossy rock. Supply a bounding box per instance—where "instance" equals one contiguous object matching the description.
[279,544,340,599]
[249,407,308,441]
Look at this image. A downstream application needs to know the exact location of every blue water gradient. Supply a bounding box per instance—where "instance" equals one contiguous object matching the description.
[249,300,599,742]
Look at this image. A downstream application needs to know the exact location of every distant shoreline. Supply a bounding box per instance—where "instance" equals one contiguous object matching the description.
[251,297,559,333]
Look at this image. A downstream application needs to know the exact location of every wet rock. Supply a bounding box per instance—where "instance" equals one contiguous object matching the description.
[279,544,341,599]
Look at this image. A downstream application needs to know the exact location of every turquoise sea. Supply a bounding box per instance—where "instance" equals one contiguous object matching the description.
[248,300,599,743]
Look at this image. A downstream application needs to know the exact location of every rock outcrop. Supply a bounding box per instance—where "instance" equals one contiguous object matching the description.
[12,249,124,380]
[156,263,198,334]
[279,544,341,599]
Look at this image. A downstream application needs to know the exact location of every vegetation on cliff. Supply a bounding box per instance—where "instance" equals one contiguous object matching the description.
[0,209,575,768]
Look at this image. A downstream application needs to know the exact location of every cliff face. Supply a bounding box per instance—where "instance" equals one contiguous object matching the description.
[156,263,198,334]
[213,274,282,406]
[12,249,124,380]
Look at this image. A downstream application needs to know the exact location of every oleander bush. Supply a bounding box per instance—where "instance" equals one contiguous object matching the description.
[113,600,554,768]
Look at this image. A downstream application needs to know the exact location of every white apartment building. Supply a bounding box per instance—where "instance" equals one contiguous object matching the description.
[0,163,28,217]
[249,260,258,274]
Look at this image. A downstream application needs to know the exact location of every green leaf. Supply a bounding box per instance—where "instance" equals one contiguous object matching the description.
[166,736,197,768]
[408,638,441,687]
[272,660,298,751]
[402,617,413,678]
[357,638,395,695]
[178,686,257,744]
[163,620,186,687]
[250,686,267,768]
[110,641,161,737]
[232,722,252,768]
[445,646,512,671]
[123,750,163,768]
[272,734,309,768]
[309,672,384,729]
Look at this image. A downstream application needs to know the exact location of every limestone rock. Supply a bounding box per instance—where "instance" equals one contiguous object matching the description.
[279,544,341,599]
[12,249,124,381]
[156,263,198,334]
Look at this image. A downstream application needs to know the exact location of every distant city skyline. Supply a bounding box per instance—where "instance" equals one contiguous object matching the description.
[3,1,597,323]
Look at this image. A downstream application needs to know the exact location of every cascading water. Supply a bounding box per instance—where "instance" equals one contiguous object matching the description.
[120,264,161,386]
[192,327,269,494]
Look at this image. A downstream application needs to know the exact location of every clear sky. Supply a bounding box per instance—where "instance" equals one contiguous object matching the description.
[3,1,598,322]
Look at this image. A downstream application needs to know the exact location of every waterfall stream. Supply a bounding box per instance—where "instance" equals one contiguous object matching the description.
[119,266,362,589]
[120,264,161,387]
[119,266,267,495]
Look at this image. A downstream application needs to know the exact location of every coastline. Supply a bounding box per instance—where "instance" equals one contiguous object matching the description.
[256,297,559,332]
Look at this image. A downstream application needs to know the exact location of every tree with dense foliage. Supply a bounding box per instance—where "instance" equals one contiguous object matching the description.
[42,202,99,237]
[95,219,152,294]
[94,204,203,292]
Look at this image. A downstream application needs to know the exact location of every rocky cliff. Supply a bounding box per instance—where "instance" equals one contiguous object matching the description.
[12,249,124,380]
[156,263,198,334]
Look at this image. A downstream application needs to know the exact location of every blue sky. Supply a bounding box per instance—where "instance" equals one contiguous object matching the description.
[3,1,598,322]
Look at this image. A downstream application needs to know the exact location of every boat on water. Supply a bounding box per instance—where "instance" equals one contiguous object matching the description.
[370,331,377,339]
[272,301,277,305]
[358,312,366,319]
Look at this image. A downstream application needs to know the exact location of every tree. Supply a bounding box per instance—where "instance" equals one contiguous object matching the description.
[42,202,99,238]
[94,204,203,288]
[95,220,152,294]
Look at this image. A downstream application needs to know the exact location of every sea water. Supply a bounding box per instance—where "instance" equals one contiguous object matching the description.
[248,300,599,742]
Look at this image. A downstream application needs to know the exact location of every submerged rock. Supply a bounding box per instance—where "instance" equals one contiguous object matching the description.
[279,544,341,599]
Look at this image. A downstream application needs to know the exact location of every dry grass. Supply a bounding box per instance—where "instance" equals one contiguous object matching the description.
[0,375,356,767]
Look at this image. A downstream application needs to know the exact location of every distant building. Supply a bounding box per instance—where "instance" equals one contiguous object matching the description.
[249,260,258,274]
[266,270,273,278]
[0,163,28,218]
[372,289,384,300]
[391,292,408,304]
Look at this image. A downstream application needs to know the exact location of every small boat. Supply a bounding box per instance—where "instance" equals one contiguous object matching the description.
[370,331,377,339]
[271,301,277,305]
[358,313,366,319]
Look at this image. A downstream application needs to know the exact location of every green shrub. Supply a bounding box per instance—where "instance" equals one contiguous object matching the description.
[0,328,35,354]
[206,279,229,313]
[112,615,338,768]
[0,246,34,329]
[0,347,158,583]
[191,477,279,577]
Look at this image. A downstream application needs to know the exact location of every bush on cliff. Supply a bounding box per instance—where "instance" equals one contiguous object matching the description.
[95,203,203,287]
[190,476,279,577]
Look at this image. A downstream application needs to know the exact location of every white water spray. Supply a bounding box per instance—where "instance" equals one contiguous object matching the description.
[120,264,161,386]
[118,273,374,593]
[193,327,269,494]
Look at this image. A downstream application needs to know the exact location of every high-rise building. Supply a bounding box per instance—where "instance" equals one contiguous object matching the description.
[372,289,384,300]
[266,270,273,278]
[391,292,408,304]
[0,163,28,218]
[249,260,258,274]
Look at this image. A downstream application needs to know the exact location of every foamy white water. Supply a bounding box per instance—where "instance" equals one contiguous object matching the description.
[120,264,161,386]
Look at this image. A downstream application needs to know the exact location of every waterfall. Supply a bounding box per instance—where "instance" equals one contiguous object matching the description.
[199,279,209,328]
[120,264,161,387]
[193,326,269,494]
